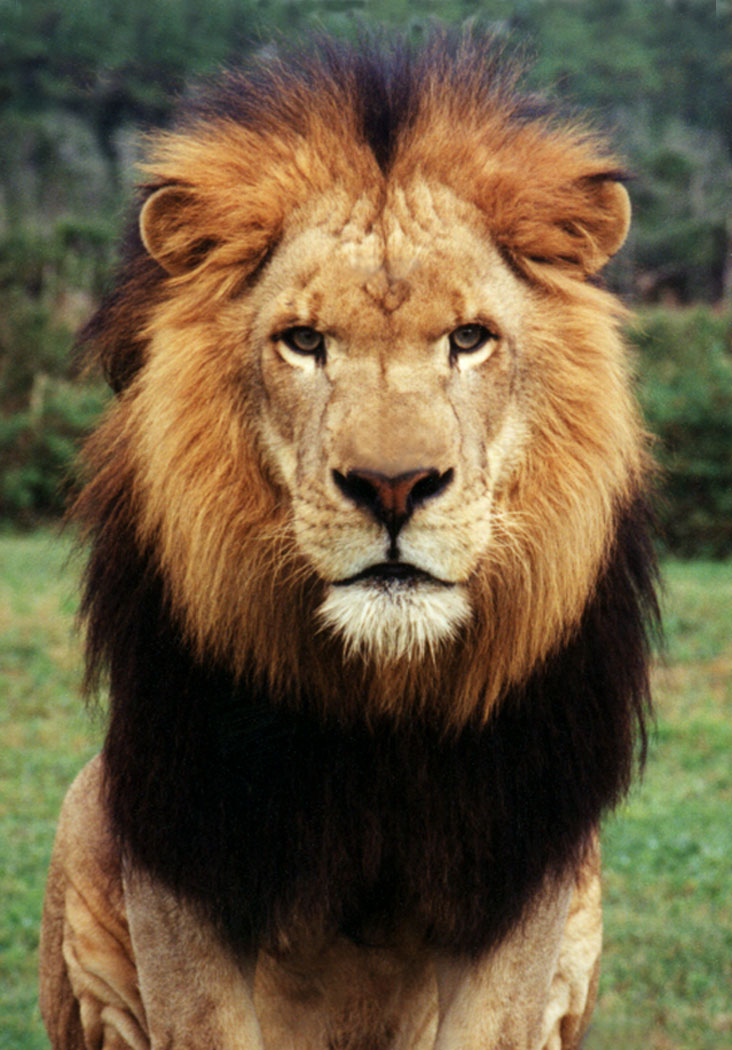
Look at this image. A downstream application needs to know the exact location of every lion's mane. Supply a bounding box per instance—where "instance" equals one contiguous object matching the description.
[74,34,659,961]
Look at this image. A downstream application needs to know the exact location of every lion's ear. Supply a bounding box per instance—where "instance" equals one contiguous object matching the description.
[495,173,632,280]
[139,185,215,276]
[573,177,631,274]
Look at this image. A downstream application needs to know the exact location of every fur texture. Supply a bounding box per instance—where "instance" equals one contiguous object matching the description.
[72,32,659,969]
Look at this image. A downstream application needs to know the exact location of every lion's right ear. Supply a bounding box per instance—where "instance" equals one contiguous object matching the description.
[578,177,632,273]
[139,185,215,276]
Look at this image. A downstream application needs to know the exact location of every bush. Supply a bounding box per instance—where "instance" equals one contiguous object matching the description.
[0,226,112,524]
[629,308,732,558]
[0,377,108,523]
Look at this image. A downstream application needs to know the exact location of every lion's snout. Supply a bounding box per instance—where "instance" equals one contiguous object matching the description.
[332,466,454,543]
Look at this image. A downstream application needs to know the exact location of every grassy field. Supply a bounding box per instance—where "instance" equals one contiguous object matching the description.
[1,531,730,1049]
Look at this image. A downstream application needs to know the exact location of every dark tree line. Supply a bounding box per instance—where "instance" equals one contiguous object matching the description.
[2,0,730,300]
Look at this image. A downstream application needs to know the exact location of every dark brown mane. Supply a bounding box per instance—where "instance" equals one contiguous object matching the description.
[182,32,535,176]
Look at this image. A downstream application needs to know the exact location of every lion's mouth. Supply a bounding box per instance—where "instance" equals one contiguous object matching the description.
[334,562,454,587]
[320,563,470,659]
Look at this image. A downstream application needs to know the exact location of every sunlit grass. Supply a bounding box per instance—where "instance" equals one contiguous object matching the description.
[1,534,730,1049]
[0,530,100,1049]
[591,560,732,1049]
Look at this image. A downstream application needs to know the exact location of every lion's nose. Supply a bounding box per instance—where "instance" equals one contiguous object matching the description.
[333,467,453,541]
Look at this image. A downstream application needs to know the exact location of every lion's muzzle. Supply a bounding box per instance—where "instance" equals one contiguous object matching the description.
[333,466,454,548]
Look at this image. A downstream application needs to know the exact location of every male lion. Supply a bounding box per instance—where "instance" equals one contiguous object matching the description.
[40,34,658,1050]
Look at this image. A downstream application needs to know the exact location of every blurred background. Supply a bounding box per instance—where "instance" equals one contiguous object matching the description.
[1,2,730,1049]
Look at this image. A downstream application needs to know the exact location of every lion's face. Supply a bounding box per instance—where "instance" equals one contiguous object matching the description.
[247,183,529,660]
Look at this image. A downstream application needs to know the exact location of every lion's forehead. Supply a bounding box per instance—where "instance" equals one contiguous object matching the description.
[259,179,527,342]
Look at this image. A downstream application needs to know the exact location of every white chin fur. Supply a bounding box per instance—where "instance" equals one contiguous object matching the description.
[318,580,471,662]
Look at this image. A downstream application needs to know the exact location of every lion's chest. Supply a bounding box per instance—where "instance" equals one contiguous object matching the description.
[178,687,585,961]
[252,937,437,1050]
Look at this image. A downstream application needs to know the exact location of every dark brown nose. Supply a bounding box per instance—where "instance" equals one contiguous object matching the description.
[333,467,453,542]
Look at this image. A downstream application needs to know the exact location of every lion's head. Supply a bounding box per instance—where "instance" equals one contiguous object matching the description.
[78,36,647,730]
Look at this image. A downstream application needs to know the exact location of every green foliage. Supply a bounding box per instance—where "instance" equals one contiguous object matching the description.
[0,378,108,522]
[0,225,112,524]
[624,121,732,302]
[507,0,732,303]
[629,309,732,558]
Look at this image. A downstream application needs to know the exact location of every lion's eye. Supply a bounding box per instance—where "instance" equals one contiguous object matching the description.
[449,324,495,356]
[280,326,325,358]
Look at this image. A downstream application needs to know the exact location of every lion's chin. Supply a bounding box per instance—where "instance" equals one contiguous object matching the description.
[318,578,471,662]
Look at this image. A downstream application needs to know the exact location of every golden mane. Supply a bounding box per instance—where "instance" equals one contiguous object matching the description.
[77,34,648,732]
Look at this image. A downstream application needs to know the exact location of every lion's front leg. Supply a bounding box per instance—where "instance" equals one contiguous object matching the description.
[39,758,149,1050]
[124,872,264,1050]
[40,758,265,1050]
[432,849,602,1050]
[537,848,603,1050]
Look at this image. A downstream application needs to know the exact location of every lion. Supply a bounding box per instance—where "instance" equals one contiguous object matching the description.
[39,33,659,1050]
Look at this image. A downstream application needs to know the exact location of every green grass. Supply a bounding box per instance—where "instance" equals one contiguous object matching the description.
[1,532,730,1049]
[0,532,102,1048]
[590,560,732,1049]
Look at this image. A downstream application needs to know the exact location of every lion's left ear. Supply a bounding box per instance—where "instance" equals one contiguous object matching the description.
[494,172,632,279]
[577,177,631,273]
[139,184,215,276]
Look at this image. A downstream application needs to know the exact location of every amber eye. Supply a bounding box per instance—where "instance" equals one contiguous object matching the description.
[280,326,325,358]
[449,324,495,356]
